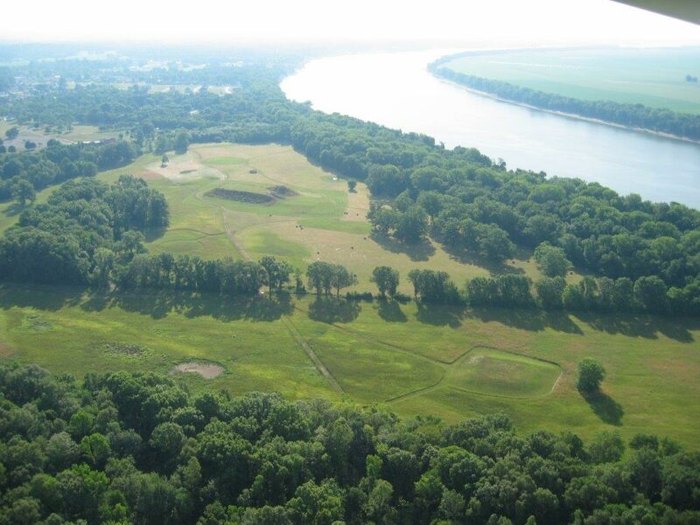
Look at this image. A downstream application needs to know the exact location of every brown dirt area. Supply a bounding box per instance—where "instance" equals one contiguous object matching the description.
[173,362,224,379]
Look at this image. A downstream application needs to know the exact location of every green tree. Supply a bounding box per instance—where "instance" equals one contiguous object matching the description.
[11,179,36,206]
[5,126,19,140]
[534,242,571,277]
[371,266,399,298]
[330,264,358,298]
[260,256,293,294]
[174,131,190,154]
[577,358,605,393]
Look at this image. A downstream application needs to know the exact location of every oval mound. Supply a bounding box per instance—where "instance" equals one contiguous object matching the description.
[447,348,561,398]
[173,362,224,379]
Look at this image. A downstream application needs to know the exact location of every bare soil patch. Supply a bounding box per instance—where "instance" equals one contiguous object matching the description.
[149,152,225,181]
[173,362,224,379]
[206,188,275,204]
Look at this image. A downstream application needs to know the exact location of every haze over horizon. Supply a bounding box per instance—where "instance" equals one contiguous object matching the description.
[2,0,700,48]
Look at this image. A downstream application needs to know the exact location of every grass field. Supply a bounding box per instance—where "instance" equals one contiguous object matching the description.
[0,284,698,446]
[442,47,700,114]
[98,143,505,293]
[0,121,119,152]
[1,141,699,447]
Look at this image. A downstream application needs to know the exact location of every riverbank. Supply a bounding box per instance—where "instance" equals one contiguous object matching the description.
[431,72,700,147]
[428,47,700,145]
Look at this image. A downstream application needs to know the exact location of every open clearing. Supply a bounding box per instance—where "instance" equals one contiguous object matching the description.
[99,143,518,292]
[442,47,700,114]
[0,284,698,446]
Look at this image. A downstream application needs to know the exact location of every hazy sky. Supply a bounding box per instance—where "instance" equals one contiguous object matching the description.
[2,0,699,46]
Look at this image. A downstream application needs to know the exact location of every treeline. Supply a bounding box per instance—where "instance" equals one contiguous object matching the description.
[429,60,700,142]
[0,363,699,524]
[403,267,699,316]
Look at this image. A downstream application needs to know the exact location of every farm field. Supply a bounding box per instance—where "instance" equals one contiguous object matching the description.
[0,283,698,446]
[441,47,700,114]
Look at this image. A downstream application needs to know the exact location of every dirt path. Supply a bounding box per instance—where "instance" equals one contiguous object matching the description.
[281,316,344,394]
[221,209,252,261]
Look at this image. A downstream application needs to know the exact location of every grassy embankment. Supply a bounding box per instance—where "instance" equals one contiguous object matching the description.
[0,142,698,447]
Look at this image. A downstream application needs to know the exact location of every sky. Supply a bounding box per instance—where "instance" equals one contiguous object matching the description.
[1,0,699,46]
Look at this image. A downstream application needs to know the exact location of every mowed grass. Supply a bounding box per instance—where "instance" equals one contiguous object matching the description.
[446,347,561,398]
[0,284,699,448]
[443,47,700,114]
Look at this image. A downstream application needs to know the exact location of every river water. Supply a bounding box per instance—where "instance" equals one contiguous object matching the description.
[281,50,700,209]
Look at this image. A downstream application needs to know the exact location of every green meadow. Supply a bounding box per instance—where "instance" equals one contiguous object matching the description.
[442,47,700,114]
[1,142,699,447]
[0,284,698,447]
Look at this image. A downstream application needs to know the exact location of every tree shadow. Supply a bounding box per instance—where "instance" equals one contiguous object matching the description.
[581,390,624,426]
[469,306,546,332]
[376,299,407,323]
[573,311,694,343]
[415,303,463,328]
[143,226,168,242]
[82,289,294,322]
[307,296,361,324]
[439,242,525,275]
[543,311,584,335]
[0,284,87,311]
[370,233,435,262]
[2,202,24,217]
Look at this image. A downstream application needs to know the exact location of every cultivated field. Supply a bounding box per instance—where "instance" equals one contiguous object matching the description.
[1,142,698,447]
[442,47,700,114]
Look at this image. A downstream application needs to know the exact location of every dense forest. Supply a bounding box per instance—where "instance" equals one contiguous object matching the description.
[1,362,699,525]
[428,57,700,142]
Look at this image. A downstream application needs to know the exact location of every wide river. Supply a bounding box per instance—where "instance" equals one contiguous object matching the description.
[281,50,700,209]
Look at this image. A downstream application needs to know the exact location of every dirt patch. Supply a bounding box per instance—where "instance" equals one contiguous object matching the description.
[206,188,275,204]
[268,185,298,198]
[173,362,224,379]
[100,342,147,356]
[148,151,225,181]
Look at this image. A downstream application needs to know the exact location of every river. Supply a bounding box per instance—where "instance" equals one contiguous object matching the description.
[281,50,700,209]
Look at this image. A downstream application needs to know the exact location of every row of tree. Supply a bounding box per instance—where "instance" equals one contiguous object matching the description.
[429,60,700,141]
[378,265,699,316]
[0,362,698,524]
